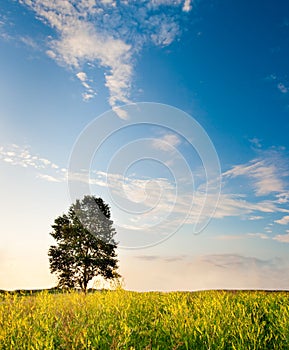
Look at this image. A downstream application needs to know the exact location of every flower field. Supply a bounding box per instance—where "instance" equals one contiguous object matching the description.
[0,289,289,349]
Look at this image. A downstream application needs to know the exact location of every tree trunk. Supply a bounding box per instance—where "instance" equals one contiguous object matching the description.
[83,264,88,293]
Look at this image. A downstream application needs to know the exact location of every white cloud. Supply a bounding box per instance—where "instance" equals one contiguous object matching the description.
[209,193,278,218]
[20,0,132,110]
[275,192,289,204]
[183,0,192,12]
[248,215,263,220]
[70,169,175,208]
[151,20,180,46]
[266,74,289,95]
[149,0,192,11]
[223,155,286,196]
[100,0,116,5]
[2,142,289,236]
[266,74,277,81]
[218,149,289,226]
[277,82,288,94]
[20,36,38,49]
[0,144,59,170]
[112,106,129,120]
[76,72,87,82]
[217,231,289,243]
[249,137,262,148]
[151,133,181,151]
[215,234,243,240]
[82,92,95,101]
[83,169,288,233]
[247,232,269,240]
[275,215,289,225]
[0,13,13,41]
[50,21,132,108]
[273,233,289,243]
[20,0,192,116]
[150,0,182,7]
[76,72,97,101]
[53,150,289,233]
[36,174,61,183]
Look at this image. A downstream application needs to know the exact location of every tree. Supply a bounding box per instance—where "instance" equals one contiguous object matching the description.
[48,195,120,292]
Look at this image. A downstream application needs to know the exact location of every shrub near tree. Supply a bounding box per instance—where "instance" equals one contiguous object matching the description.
[48,195,120,292]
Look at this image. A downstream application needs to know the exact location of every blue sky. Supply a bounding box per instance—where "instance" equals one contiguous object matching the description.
[1,0,289,291]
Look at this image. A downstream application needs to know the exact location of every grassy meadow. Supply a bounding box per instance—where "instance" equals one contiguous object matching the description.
[0,289,289,349]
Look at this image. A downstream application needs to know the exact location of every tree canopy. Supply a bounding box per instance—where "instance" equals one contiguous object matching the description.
[48,195,120,292]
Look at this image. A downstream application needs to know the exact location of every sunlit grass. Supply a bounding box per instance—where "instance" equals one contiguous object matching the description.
[0,289,288,349]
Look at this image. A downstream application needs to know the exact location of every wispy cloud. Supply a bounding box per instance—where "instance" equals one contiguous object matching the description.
[125,253,289,291]
[275,192,289,204]
[2,142,289,239]
[216,231,289,244]
[76,72,87,82]
[223,150,288,196]
[249,138,262,148]
[248,215,263,220]
[0,144,59,170]
[275,215,289,225]
[151,133,181,151]
[277,82,288,94]
[183,0,193,12]
[19,36,39,50]
[216,229,289,244]
[20,0,192,118]
[273,233,289,243]
[216,232,270,241]
[76,71,96,101]
[200,254,282,270]
[247,232,270,240]
[266,74,289,95]
[136,254,186,262]
[136,255,160,261]
[36,174,62,183]
[87,168,288,234]
[215,234,245,241]
[0,13,12,41]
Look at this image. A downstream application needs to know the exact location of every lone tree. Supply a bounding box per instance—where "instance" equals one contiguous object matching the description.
[48,195,120,292]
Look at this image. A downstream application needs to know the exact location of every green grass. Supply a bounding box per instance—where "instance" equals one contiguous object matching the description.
[0,289,289,349]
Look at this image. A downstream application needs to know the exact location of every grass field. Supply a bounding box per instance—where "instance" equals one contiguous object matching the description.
[0,289,289,349]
